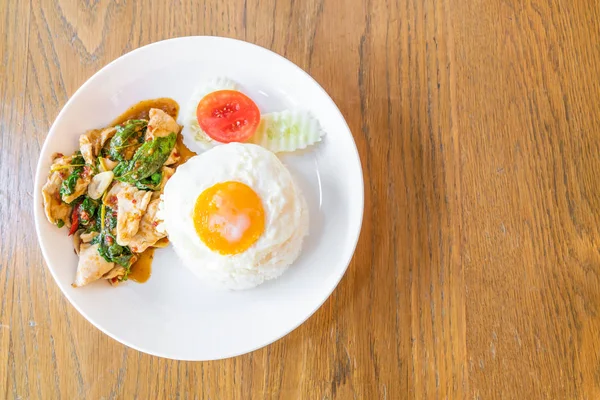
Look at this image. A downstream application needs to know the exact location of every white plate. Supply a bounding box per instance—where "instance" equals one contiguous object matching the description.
[33,37,363,360]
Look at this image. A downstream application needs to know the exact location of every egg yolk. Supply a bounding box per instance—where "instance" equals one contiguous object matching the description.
[193,181,265,255]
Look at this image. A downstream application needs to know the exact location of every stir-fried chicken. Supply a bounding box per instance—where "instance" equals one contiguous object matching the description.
[115,184,152,246]
[61,166,93,204]
[42,100,191,288]
[127,199,167,253]
[103,266,127,282]
[79,127,117,165]
[42,154,75,226]
[145,108,181,140]
[72,243,115,287]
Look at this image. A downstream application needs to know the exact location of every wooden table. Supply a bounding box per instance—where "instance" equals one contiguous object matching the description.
[2,0,600,398]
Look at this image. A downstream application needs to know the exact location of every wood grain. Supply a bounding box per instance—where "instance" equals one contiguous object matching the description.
[1,0,600,398]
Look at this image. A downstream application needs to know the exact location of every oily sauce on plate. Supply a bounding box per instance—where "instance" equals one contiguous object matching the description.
[129,247,154,283]
[113,98,197,284]
[111,98,180,125]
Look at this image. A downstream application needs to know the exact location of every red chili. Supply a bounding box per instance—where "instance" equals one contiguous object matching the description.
[68,205,81,236]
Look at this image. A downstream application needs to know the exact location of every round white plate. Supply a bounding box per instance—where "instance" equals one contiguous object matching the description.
[34,37,363,360]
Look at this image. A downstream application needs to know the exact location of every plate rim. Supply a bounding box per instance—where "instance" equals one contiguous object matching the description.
[33,35,364,360]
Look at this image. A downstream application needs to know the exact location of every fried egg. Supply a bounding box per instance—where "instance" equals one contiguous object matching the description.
[160,143,308,289]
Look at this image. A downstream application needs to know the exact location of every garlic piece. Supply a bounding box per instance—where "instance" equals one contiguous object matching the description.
[87,171,114,200]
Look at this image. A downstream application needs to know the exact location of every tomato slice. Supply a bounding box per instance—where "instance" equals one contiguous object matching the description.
[196,90,261,143]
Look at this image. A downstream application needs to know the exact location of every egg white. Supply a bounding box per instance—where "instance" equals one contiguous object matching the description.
[161,143,309,289]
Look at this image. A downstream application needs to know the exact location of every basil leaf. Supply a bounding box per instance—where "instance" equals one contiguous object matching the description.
[150,172,162,184]
[59,173,80,198]
[106,208,118,230]
[133,171,163,191]
[90,233,102,245]
[59,152,86,200]
[114,133,176,185]
[94,232,134,268]
[88,205,116,234]
[108,120,147,161]
[79,197,99,225]
[71,152,85,166]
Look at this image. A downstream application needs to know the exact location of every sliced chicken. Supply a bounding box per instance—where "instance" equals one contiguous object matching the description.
[100,127,117,146]
[151,166,175,200]
[42,171,72,227]
[79,127,117,165]
[127,199,167,253]
[115,184,152,246]
[152,237,170,248]
[51,152,72,166]
[80,231,99,243]
[61,166,93,204]
[103,265,126,281]
[104,181,129,209]
[145,108,181,141]
[72,243,115,287]
[79,129,101,165]
[42,155,73,227]
[164,147,181,166]
[47,152,92,206]
[48,153,74,179]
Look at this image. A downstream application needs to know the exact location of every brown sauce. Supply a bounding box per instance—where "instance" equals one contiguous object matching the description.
[111,97,179,126]
[129,247,155,283]
[108,98,197,284]
[176,133,197,164]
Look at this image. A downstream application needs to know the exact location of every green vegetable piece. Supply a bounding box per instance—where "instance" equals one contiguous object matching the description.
[90,201,132,268]
[59,152,86,200]
[59,173,79,198]
[150,172,162,184]
[114,133,176,185]
[92,232,134,268]
[108,120,147,161]
[134,171,163,191]
[79,197,99,226]
[56,219,64,228]
[112,160,128,177]
[249,110,324,153]
[106,208,118,231]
